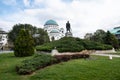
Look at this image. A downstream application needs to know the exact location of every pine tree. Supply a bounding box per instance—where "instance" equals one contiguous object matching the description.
[14,29,35,57]
[104,31,119,49]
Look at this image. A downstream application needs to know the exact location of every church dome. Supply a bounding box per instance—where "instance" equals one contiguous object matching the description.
[44,20,58,26]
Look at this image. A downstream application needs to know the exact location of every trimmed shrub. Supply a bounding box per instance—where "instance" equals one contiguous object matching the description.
[36,37,112,52]
[36,44,53,52]
[83,40,112,50]
[16,54,57,75]
[16,53,90,75]
[14,29,35,57]
[54,55,72,62]
[54,54,89,62]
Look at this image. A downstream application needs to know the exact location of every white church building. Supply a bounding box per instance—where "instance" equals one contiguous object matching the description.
[44,19,64,41]
[0,29,8,50]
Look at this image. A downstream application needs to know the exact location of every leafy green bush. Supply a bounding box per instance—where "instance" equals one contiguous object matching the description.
[16,54,57,75]
[36,37,112,52]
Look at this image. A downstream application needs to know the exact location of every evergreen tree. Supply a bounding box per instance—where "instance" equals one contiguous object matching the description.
[104,31,119,49]
[14,29,35,57]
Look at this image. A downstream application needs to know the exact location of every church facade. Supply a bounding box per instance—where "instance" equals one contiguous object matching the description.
[0,29,8,50]
[44,20,64,41]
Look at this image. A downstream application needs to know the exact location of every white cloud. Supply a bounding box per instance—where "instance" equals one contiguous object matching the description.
[23,0,30,7]
[34,0,44,5]
[1,0,120,38]
[0,19,15,32]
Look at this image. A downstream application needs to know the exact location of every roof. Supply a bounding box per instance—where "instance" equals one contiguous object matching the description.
[0,30,7,34]
[44,20,58,26]
[50,30,59,33]
[109,27,120,35]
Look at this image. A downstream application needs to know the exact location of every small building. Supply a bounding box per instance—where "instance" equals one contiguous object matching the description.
[109,27,120,39]
[0,29,8,50]
[44,19,64,41]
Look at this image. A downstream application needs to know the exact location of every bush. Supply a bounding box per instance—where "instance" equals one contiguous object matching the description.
[16,54,57,75]
[54,54,89,62]
[36,44,53,52]
[14,29,35,57]
[16,53,90,75]
[83,40,112,50]
[36,37,112,52]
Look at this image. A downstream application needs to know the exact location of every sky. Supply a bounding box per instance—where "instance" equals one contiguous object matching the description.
[0,0,120,38]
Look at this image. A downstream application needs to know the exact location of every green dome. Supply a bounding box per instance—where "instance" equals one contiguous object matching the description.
[50,30,59,33]
[44,20,58,26]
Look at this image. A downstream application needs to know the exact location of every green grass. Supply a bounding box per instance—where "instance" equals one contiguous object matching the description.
[0,53,33,80]
[104,53,120,55]
[30,56,120,80]
[0,53,120,80]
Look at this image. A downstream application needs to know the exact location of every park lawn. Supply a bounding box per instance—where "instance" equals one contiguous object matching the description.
[104,53,120,55]
[30,56,120,80]
[0,53,120,80]
[0,53,33,80]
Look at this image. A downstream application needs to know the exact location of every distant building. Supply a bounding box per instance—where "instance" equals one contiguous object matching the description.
[44,19,64,41]
[109,27,120,39]
[0,29,8,50]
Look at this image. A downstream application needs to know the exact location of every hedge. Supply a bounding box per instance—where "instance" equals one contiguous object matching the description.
[16,53,89,75]
[36,37,112,52]
[16,54,56,75]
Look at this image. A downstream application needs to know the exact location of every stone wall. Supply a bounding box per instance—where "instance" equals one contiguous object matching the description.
[51,48,116,56]
[51,49,94,56]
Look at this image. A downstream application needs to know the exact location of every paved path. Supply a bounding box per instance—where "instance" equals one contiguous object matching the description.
[0,51,14,54]
[91,53,120,57]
